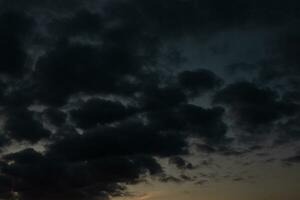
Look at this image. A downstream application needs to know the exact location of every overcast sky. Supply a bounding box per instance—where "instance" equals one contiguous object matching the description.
[0,1,299,200]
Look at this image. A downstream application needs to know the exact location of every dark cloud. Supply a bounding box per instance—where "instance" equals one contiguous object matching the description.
[253,22,300,145]
[169,156,195,170]
[0,11,34,77]
[195,179,209,185]
[4,148,44,163]
[232,177,244,182]
[178,69,223,97]
[48,120,188,162]
[147,104,227,144]
[70,98,137,129]
[219,7,300,145]
[180,174,196,182]
[225,62,256,75]
[2,81,35,108]
[179,105,227,143]
[217,147,247,157]
[160,175,182,183]
[4,108,51,143]
[34,40,141,106]
[140,85,187,111]
[214,81,298,133]
[0,0,95,13]
[49,9,104,38]
[259,28,300,86]
[196,144,247,157]
[2,148,163,200]
[0,175,12,199]
[196,144,217,154]
[274,114,300,145]
[0,134,10,149]
[282,152,300,164]
[0,0,299,199]
[121,0,250,37]
[43,108,67,127]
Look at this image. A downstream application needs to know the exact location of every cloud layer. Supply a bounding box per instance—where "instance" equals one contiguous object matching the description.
[0,0,299,199]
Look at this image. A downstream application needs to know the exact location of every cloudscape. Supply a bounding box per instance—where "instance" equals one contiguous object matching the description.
[0,0,299,200]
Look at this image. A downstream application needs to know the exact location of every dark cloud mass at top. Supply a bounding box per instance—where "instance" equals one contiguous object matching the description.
[0,0,299,199]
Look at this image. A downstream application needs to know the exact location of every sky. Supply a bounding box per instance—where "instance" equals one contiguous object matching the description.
[0,0,299,200]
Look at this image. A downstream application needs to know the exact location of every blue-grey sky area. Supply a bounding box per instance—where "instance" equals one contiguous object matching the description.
[0,1,299,200]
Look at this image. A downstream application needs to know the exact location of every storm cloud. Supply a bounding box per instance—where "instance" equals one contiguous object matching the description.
[0,0,299,199]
